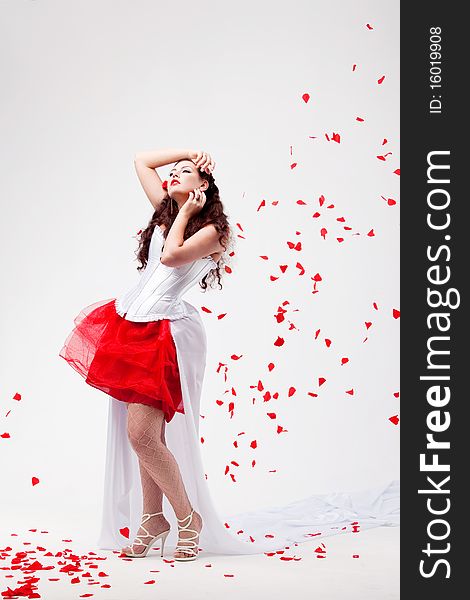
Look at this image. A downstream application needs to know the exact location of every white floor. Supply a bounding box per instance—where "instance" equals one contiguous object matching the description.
[1,523,399,599]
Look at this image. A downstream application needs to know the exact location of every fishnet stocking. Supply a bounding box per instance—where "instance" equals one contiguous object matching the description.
[124,402,202,559]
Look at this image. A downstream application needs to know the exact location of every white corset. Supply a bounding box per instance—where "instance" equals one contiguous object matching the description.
[114,225,217,322]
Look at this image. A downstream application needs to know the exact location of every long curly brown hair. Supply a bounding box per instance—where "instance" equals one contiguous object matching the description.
[135,160,234,290]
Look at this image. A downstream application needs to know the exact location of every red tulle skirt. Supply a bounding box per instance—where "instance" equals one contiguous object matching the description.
[59,298,184,423]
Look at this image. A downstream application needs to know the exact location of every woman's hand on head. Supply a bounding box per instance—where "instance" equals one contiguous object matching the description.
[180,187,207,218]
[188,149,216,174]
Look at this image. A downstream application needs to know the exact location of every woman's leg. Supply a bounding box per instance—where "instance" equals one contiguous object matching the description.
[122,415,170,555]
[126,402,202,558]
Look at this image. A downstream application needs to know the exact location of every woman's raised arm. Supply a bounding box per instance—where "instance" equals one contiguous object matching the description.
[134,148,195,210]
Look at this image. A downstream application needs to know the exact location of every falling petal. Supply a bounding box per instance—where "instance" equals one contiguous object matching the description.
[287,240,302,250]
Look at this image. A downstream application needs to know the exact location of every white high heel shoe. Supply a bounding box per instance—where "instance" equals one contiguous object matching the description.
[174,509,202,562]
[121,511,170,558]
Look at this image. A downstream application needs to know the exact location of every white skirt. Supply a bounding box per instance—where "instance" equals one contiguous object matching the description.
[96,300,400,555]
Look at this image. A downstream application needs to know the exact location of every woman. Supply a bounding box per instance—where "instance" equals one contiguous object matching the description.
[60,148,400,562]
[60,147,229,561]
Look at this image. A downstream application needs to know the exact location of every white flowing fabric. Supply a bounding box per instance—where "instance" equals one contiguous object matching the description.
[97,300,400,555]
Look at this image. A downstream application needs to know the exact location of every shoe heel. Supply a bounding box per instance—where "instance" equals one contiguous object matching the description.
[160,530,170,557]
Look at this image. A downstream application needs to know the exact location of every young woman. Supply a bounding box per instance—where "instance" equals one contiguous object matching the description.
[59,148,400,563]
[59,148,229,561]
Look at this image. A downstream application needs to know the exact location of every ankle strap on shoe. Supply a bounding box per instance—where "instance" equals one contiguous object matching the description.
[176,509,194,524]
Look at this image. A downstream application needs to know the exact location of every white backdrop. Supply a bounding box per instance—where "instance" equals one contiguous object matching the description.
[0,0,399,537]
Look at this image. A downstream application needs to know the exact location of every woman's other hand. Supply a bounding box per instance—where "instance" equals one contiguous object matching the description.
[188,149,216,174]
[180,188,207,218]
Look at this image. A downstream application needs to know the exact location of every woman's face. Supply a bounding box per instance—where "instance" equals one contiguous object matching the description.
[167,160,207,198]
